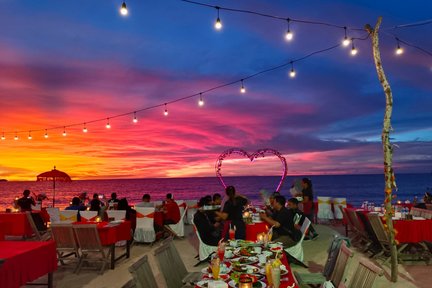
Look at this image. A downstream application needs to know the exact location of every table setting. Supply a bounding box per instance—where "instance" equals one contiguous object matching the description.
[195,238,298,288]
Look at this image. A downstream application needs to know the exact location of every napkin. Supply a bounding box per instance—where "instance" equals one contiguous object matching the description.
[208,280,228,288]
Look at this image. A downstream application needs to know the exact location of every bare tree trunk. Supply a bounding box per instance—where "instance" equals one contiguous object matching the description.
[366,17,398,282]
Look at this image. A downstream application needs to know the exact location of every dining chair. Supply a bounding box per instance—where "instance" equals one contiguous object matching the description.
[79,211,98,222]
[333,198,347,220]
[367,213,408,265]
[165,205,187,238]
[294,239,353,287]
[25,211,51,241]
[107,210,126,221]
[338,258,383,288]
[50,223,79,269]
[153,237,200,288]
[191,218,217,265]
[72,224,110,274]
[59,210,79,223]
[121,279,136,288]
[345,209,372,251]
[46,207,60,223]
[285,217,311,263]
[317,196,334,223]
[340,207,356,238]
[134,207,156,243]
[128,254,158,288]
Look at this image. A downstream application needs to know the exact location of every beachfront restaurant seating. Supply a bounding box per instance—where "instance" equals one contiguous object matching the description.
[165,204,187,238]
[317,196,334,222]
[25,211,51,241]
[127,254,158,288]
[46,207,60,223]
[50,223,79,269]
[73,224,111,274]
[106,210,126,221]
[134,207,156,243]
[333,197,347,220]
[59,210,79,223]
[295,240,353,288]
[79,210,98,222]
[345,209,372,251]
[191,218,217,266]
[154,237,200,288]
[338,258,383,288]
[285,217,311,263]
[339,206,355,238]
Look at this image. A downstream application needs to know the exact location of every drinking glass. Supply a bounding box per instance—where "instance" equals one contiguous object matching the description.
[217,242,225,262]
[271,267,281,288]
[211,258,220,280]
[265,261,273,286]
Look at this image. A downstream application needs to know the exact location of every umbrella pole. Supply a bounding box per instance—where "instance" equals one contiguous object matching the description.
[52,177,56,207]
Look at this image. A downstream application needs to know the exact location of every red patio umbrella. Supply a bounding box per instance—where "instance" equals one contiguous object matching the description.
[36,166,72,207]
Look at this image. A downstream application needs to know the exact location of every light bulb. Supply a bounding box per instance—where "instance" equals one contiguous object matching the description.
[120,1,128,16]
[14,134,18,140]
[351,41,358,56]
[342,37,350,47]
[285,30,293,41]
[198,94,204,106]
[215,18,222,30]
[62,127,67,136]
[133,112,138,123]
[164,104,168,116]
[83,124,88,133]
[289,68,296,78]
[28,132,32,140]
[396,45,403,55]
[240,80,246,93]
[1,133,5,140]
[106,119,111,129]
[44,130,49,139]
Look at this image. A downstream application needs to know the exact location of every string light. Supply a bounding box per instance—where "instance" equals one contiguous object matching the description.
[28,131,32,140]
[44,129,48,138]
[285,19,293,41]
[106,118,111,129]
[289,62,296,78]
[351,40,358,56]
[62,127,67,137]
[198,93,204,106]
[395,38,404,55]
[14,133,18,141]
[164,103,169,116]
[120,1,128,16]
[342,27,350,47]
[83,123,88,133]
[240,80,246,93]
[133,112,138,123]
[214,7,222,30]
[1,132,5,140]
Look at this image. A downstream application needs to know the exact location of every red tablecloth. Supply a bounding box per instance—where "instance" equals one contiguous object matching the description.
[393,219,432,243]
[0,212,33,237]
[0,241,57,288]
[0,221,9,240]
[245,222,269,241]
[72,221,131,246]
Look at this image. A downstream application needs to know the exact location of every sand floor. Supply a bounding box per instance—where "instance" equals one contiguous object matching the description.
[24,224,431,287]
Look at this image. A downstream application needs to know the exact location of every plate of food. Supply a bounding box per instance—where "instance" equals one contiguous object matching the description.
[231,256,259,265]
[259,264,289,276]
[201,263,231,275]
[196,279,229,288]
[234,247,258,257]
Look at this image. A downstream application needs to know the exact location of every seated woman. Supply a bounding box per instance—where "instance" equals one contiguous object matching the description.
[194,197,221,246]
[260,195,301,248]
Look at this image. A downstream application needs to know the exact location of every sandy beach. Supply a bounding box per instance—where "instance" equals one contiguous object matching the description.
[23,223,430,288]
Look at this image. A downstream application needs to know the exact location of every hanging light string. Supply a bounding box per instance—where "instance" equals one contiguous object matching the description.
[384,18,432,30]
[1,41,367,139]
[383,32,432,57]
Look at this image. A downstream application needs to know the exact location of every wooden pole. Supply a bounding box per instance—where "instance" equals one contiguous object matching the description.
[366,17,398,282]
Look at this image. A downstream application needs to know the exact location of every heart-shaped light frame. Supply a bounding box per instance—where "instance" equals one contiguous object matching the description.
[215,148,288,192]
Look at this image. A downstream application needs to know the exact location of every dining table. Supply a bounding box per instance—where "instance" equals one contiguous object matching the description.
[393,218,432,243]
[72,220,132,269]
[0,240,57,288]
[246,222,269,241]
[195,240,299,288]
[0,212,34,238]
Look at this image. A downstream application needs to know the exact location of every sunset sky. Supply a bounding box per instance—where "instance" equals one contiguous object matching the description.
[0,0,431,181]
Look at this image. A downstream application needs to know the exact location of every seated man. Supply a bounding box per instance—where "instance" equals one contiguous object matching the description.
[162,193,180,225]
[17,189,36,212]
[194,197,221,246]
[287,197,305,228]
[135,193,154,207]
[260,195,301,248]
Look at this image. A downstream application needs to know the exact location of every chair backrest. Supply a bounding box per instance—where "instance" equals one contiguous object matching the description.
[333,198,347,220]
[79,211,98,222]
[410,207,423,217]
[46,207,60,223]
[340,207,354,228]
[317,196,334,219]
[329,241,353,286]
[367,213,389,245]
[135,207,155,228]
[72,224,104,253]
[51,223,78,251]
[128,254,158,288]
[153,237,188,288]
[59,210,79,223]
[346,209,366,235]
[344,258,383,288]
[107,210,126,221]
[426,204,432,211]
[25,212,45,240]
[423,209,432,219]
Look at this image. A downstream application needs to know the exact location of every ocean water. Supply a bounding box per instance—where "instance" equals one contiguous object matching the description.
[0,174,431,210]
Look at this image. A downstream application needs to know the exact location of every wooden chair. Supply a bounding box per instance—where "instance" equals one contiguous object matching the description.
[294,240,353,287]
[338,258,383,288]
[121,279,136,288]
[340,206,356,238]
[25,211,51,241]
[50,223,79,269]
[345,209,372,251]
[72,224,110,274]
[367,213,408,265]
[128,254,158,288]
[153,237,200,288]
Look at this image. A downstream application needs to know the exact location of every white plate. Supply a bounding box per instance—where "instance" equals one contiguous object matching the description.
[228,280,266,288]
[201,264,231,275]
[230,256,259,265]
